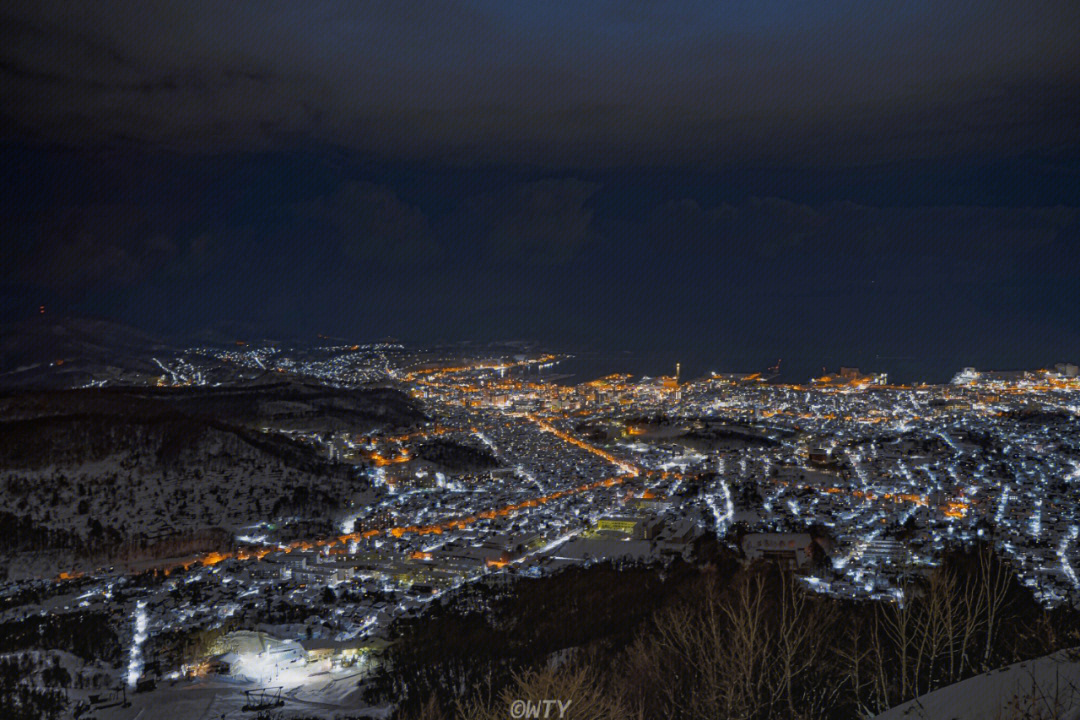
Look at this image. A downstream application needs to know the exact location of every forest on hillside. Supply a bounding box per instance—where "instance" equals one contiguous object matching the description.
[379,544,1080,720]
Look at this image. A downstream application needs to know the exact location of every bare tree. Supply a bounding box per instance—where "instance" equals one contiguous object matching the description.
[456,666,629,720]
[836,613,878,717]
[979,547,1013,671]
[774,570,839,717]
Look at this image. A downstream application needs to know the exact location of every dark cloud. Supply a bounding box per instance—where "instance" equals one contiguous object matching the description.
[641,197,1080,291]
[3,167,1076,379]
[9,204,176,291]
[292,182,440,265]
[9,186,1076,298]
[467,179,600,265]
[2,2,1077,165]
[650,197,828,258]
[163,230,248,279]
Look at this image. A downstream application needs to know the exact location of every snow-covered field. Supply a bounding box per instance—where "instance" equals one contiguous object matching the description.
[90,670,391,720]
[875,649,1080,720]
[1,434,345,540]
[0,418,370,579]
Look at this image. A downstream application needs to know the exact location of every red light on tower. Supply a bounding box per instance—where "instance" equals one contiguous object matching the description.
[39,305,45,314]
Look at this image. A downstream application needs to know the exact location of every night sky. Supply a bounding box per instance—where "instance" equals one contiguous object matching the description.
[3,2,1080,381]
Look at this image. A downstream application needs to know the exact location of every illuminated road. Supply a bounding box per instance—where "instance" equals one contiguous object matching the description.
[524,413,641,477]
[55,405,972,582]
[55,391,971,583]
[58,411,641,579]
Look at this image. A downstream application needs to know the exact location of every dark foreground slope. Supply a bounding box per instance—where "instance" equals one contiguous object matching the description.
[379,544,1080,720]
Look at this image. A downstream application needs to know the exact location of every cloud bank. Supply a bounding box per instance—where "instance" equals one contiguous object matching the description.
[3,1,1078,165]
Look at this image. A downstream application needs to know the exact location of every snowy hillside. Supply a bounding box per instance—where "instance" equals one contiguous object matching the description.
[874,649,1080,720]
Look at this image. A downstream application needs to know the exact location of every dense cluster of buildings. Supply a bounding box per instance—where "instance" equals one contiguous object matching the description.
[5,344,1080,715]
